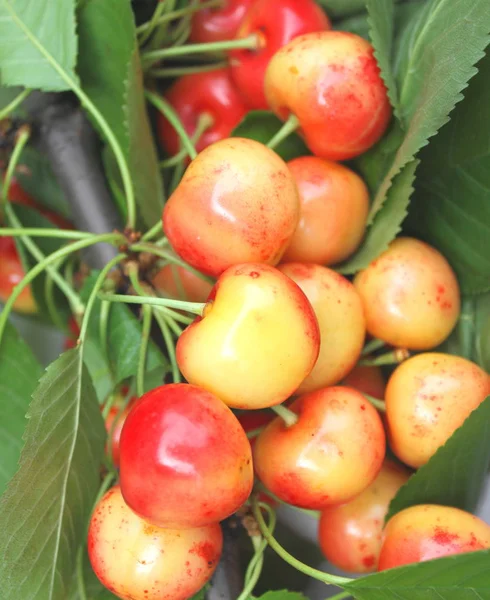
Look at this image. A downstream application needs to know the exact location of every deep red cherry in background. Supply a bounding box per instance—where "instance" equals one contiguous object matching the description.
[0,236,36,314]
[189,0,254,43]
[119,383,253,529]
[229,0,331,109]
[157,68,248,157]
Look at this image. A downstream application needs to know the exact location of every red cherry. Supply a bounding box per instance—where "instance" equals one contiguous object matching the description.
[189,0,254,43]
[157,68,248,157]
[0,236,36,314]
[230,0,331,109]
[119,383,253,528]
[343,365,386,400]
[104,394,136,468]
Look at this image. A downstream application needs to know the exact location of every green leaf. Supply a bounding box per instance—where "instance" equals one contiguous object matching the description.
[475,293,490,371]
[255,592,308,600]
[366,0,490,224]
[77,0,164,228]
[67,549,118,600]
[365,0,399,118]
[231,111,309,162]
[0,348,106,599]
[345,549,490,599]
[405,51,490,294]
[316,0,366,18]
[0,0,77,91]
[386,397,490,522]
[0,321,42,494]
[337,159,418,273]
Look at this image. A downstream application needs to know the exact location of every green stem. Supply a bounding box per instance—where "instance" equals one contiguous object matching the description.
[137,0,224,34]
[0,227,96,239]
[148,0,177,50]
[98,292,205,315]
[137,0,169,46]
[251,497,352,587]
[362,393,386,413]
[328,592,352,600]
[137,306,153,396]
[0,88,31,121]
[145,91,198,160]
[141,221,164,242]
[359,348,410,367]
[154,311,181,383]
[160,111,214,168]
[1,125,31,214]
[43,261,66,331]
[76,546,88,600]
[266,114,300,150]
[141,34,259,65]
[99,300,112,360]
[246,427,264,440]
[156,305,194,327]
[149,61,227,78]
[361,337,386,356]
[271,404,298,427]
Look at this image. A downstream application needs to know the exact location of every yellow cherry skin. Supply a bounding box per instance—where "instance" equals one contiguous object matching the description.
[279,263,366,394]
[283,157,369,265]
[386,352,490,468]
[353,237,461,350]
[176,263,320,409]
[318,460,410,573]
[163,137,300,278]
[88,486,223,600]
[378,504,490,570]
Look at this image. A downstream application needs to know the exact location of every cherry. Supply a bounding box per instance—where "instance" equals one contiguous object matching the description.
[157,69,248,157]
[104,392,136,468]
[0,237,36,314]
[282,157,369,265]
[265,31,392,160]
[229,0,330,109]
[88,485,223,600]
[177,263,320,409]
[253,386,386,509]
[278,263,365,394]
[189,0,253,43]
[378,504,490,570]
[163,138,300,278]
[343,365,386,400]
[318,460,410,573]
[386,352,490,468]
[119,383,253,528]
[152,264,213,303]
[354,237,461,350]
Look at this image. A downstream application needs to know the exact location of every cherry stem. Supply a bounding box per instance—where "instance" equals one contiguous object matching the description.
[358,348,410,367]
[328,592,352,600]
[98,292,206,315]
[149,61,227,78]
[270,404,298,427]
[362,393,386,413]
[361,337,386,356]
[0,227,96,239]
[137,0,224,35]
[137,305,153,397]
[160,111,214,168]
[266,113,300,150]
[154,310,182,383]
[137,0,170,46]
[141,34,260,66]
[0,88,31,121]
[251,496,352,587]
[246,427,265,439]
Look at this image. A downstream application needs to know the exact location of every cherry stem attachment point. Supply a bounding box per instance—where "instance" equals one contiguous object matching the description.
[361,337,386,356]
[98,292,205,316]
[270,404,298,427]
[266,113,300,150]
[358,348,410,367]
[362,393,386,413]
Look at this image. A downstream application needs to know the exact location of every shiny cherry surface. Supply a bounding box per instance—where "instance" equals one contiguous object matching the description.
[88,485,223,600]
[119,384,253,528]
[230,0,330,109]
[378,504,490,570]
[157,69,247,156]
[254,386,386,509]
[190,0,253,43]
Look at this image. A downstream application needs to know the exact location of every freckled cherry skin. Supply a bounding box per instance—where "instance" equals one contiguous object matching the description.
[229,0,330,109]
[119,384,253,528]
[283,157,369,265]
[88,486,223,600]
[278,263,365,394]
[163,138,300,278]
[386,353,490,469]
[189,0,253,43]
[265,31,392,160]
[319,460,410,573]
[177,263,320,409]
[254,386,386,509]
[378,504,490,571]
[152,264,214,303]
[354,237,461,350]
[0,237,36,314]
[157,69,248,156]
[343,365,386,400]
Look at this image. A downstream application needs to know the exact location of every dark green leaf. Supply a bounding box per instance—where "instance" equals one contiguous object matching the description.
[0,0,77,91]
[334,12,370,39]
[346,549,490,599]
[0,348,106,599]
[255,592,308,600]
[231,111,309,162]
[77,0,164,227]
[386,397,490,522]
[405,51,490,294]
[474,293,490,371]
[0,321,42,494]
[337,159,418,273]
[316,0,366,18]
[366,0,490,224]
[365,0,399,117]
